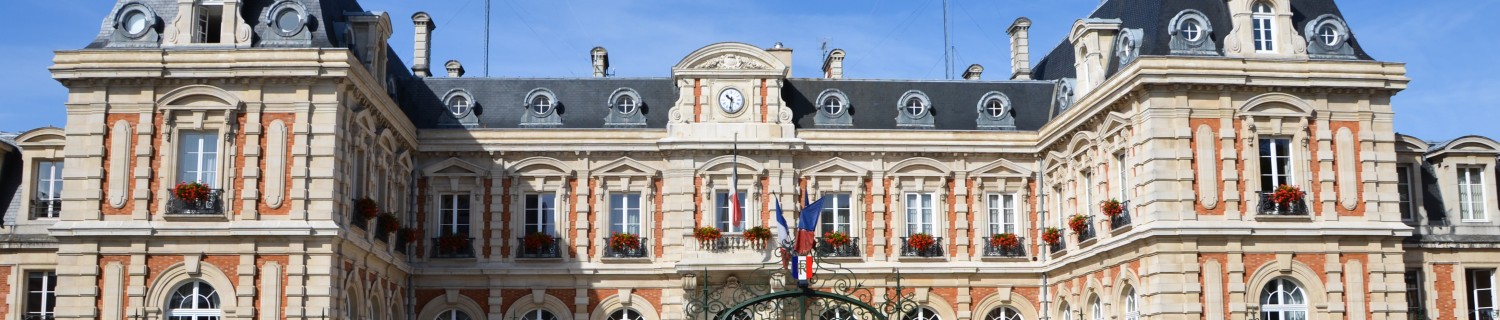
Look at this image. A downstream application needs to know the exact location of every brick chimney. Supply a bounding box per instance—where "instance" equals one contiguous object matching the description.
[411,12,437,78]
[591,47,610,77]
[445,60,465,78]
[962,64,984,80]
[1007,17,1033,80]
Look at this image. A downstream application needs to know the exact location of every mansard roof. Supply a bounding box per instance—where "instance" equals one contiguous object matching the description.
[86,0,375,49]
[784,79,1057,131]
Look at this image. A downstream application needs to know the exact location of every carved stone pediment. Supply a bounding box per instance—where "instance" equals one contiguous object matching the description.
[695,54,770,70]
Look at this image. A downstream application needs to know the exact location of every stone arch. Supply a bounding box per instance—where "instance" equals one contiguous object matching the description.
[416,291,488,320]
[1081,276,1109,309]
[143,261,241,318]
[589,292,662,320]
[673,42,788,73]
[505,291,575,320]
[697,155,766,175]
[16,127,65,145]
[888,157,952,176]
[913,290,959,320]
[1237,93,1315,118]
[1244,257,1328,317]
[342,267,368,320]
[1111,267,1144,318]
[1426,135,1500,159]
[1066,131,1098,157]
[157,84,243,110]
[1394,134,1429,154]
[972,289,1040,320]
[510,157,576,177]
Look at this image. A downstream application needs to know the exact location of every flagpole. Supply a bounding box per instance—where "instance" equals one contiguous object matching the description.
[732,133,739,230]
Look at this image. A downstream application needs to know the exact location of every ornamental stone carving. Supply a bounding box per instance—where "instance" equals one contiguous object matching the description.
[695,54,770,70]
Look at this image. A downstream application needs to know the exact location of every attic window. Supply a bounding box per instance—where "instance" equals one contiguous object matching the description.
[1252,1,1276,53]
[530,95,553,115]
[614,95,637,115]
[821,95,845,117]
[447,95,471,117]
[903,97,925,118]
[982,97,1007,118]
[268,1,306,37]
[524,88,559,118]
[1181,20,1202,42]
[194,0,224,43]
[121,9,151,38]
[1317,25,1338,46]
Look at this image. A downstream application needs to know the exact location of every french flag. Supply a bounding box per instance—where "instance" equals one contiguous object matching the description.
[795,197,827,255]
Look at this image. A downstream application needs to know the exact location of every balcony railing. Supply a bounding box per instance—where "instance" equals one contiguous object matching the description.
[695,236,768,252]
[982,237,1027,258]
[1257,192,1309,216]
[603,236,649,258]
[1076,217,1097,242]
[430,237,475,259]
[1109,201,1132,230]
[167,189,224,215]
[1048,241,1065,254]
[815,237,861,257]
[23,315,56,320]
[899,237,944,258]
[517,236,562,259]
[30,199,60,219]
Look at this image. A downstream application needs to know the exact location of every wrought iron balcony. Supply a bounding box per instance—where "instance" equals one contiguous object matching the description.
[899,236,944,258]
[517,236,562,259]
[1109,201,1133,230]
[603,236,649,258]
[1076,217,1097,242]
[982,237,1027,258]
[430,236,475,259]
[1048,241,1066,254]
[30,199,60,219]
[167,189,224,215]
[815,236,861,257]
[1257,192,1309,216]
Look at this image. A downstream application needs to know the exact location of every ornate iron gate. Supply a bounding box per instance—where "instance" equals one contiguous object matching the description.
[683,256,921,320]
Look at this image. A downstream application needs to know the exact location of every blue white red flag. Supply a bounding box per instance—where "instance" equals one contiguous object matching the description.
[794,197,827,255]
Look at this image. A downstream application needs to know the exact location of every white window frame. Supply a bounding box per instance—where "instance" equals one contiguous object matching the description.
[715,191,747,233]
[1059,303,1072,320]
[984,307,1021,320]
[438,310,473,320]
[820,193,854,234]
[1089,296,1103,320]
[193,2,224,44]
[166,280,222,320]
[177,131,221,188]
[1259,137,1295,191]
[905,193,936,236]
[1115,152,1128,201]
[1459,166,1488,221]
[25,271,57,319]
[521,309,558,320]
[438,194,471,235]
[988,194,1017,235]
[1396,165,1415,221]
[1252,2,1276,53]
[1123,287,1139,320]
[1260,278,1308,320]
[610,193,642,235]
[1470,269,1497,319]
[1082,172,1095,217]
[524,193,557,235]
[34,160,64,219]
[903,307,941,320]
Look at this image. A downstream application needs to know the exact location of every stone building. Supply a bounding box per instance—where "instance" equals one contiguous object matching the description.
[0,0,1495,320]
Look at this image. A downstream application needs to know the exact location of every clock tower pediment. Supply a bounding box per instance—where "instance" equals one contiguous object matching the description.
[665,42,799,145]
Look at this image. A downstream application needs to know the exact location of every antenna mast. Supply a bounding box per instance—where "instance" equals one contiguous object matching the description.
[942,0,951,79]
[484,0,491,77]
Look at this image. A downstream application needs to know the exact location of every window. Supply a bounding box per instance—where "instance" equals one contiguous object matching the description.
[1082,172,1095,216]
[521,309,558,320]
[610,193,642,235]
[1317,24,1339,47]
[1260,278,1307,320]
[1252,2,1276,52]
[1089,296,1103,320]
[820,194,853,234]
[905,193,936,235]
[609,309,646,320]
[1115,152,1128,200]
[194,1,224,43]
[983,98,1006,118]
[903,307,941,320]
[1123,287,1139,320]
[270,2,304,36]
[1471,269,1496,320]
[1459,167,1487,221]
[353,149,367,197]
[1258,138,1293,191]
[437,310,473,320]
[716,191,747,232]
[524,194,556,235]
[1406,269,1425,318]
[447,95,471,116]
[904,97,926,117]
[984,307,1022,320]
[821,308,858,320]
[530,95,554,115]
[1059,303,1072,320]
[615,95,637,115]
[1181,19,1203,42]
[988,194,1017,235]
[167,280,221,320]
[822,96,846,116]
[438,195,471,235]
[119,7,153,38]
[34,160,63,218]
[1397,166,1414,220]
[178,131,220,187]
[25,271,57,320]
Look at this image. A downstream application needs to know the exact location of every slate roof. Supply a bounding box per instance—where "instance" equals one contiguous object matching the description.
[86,0,370,49]
[785,79,1058,131]
[401,78,678,129]
[0,133,20,227]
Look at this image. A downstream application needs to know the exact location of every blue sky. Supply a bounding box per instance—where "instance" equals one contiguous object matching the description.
[2,0,1497,142]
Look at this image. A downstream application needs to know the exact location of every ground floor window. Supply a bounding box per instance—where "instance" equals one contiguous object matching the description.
[1471,269,1496,320]
[1260,278,1307,320]
[167,280,221,320]
[25,271,57,319]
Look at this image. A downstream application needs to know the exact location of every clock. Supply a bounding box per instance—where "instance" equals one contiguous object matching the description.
[718,88,745,114]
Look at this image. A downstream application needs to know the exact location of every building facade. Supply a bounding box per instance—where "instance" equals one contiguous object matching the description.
[0,0,1496,320]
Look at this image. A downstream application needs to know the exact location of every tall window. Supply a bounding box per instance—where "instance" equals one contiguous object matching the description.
[610,193,642,235]
[1397,166,1414,220]
[1089,296,1103,320]
[194,1,224,43]
[167,281,221,320]
[438,195,470,235]
[437,310,473,320]
[1123,287,1139,320]
[905,193,936,235]
[1470,269,1496,320]
[984,307,1022,320]
[25,271,57,320]
[1252,2,1276,52]
[1115,153,1128,200]
[521,309,558,320]
[524,194,556,235]
[1259,138,1293,191]
[988,194,1017,235]
[715,191,747,232]
[1059,303,1072,320]
[1260,278,1307,320]
[1459,167,1487,221]
[178,132,220,187]
[1082,172,1094,216]
[1406,269,1425,318]
[353,149,367,197]
[34,160,64,218]
[820,194,853,234]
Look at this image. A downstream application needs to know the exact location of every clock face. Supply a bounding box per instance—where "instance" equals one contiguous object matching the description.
[719,88,745,114]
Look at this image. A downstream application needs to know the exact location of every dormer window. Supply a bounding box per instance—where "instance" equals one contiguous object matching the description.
[194,0,224,43]
[605,88,644,127]
[1252,2,1276,53]
[983,98,1006,118]
[268,0,307,37]
[1181,20,1203,42]
[119,7,153,39]
[447,95,471,117]
[821,95,845,117]
[813,89,852,127]
[530,95,554,116]
[895,90,933,128]
[1316,25,1339,46]
[521,88,562,127]
[903,97,925,118]
[614,95,637,115]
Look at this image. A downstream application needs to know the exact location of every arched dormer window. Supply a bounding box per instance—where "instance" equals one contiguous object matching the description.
[1305,15,1356,59]
[977,91,1016,130]
[1115,28,1142,67]
[522,88,562,127]
[896,90,933,129]
[814,89,852,128]
[1252,2,1276,53]
[605,88,645,127]
[1168,10,1217,55]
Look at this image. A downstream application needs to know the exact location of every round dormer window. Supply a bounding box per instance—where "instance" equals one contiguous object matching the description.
[1317,24,1339,46]
[614,95,637,115]
[269,1,307,37]
[903,97,926,118]
[530,95,553,115]
[1180,20,1203,42]
[123,10,150,36]
[447,95,471,117]
[983,98,1006,118]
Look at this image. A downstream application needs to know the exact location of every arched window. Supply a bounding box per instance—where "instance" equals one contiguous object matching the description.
[521,309,558,320]
[903,307,941,320]
[1260,278,1308,320]
[609,308,646,320]
[167,281,221,320]
[820,308,857,320]
[1251,1,1276,52]
[1122,287,1139,320]
[984,306,1022,320]
[436,310,472,320]
[1058,303,1072,320]
[1088,296,1103,320]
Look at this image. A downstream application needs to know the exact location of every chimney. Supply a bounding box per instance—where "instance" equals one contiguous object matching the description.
[411,12,437,78]
[445,60,465,77]
[591,47,610,77]
[821,49,846,79]
[962,64,984,80]
[1007,17,1033,80]
[767,42,793,74]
